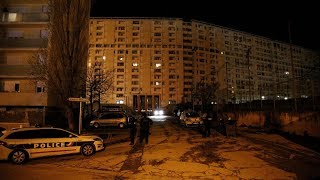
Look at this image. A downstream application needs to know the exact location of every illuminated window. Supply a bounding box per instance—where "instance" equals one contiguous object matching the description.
[155,63,161,67]
[155,82,160,86]
[8,13,17,22]
[132,68,139,72]
[132,62,138,66]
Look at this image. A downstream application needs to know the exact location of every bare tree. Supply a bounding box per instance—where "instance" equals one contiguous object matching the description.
[29,0,90,131]
[192,81,219,112]
[86,62,114,116]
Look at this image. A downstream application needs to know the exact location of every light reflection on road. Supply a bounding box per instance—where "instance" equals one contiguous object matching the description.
[148,115,170,121]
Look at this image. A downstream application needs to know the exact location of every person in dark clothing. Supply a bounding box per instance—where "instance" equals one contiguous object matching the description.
[128,116,137,145]
[203,111,213,137]
[139,112,153,144]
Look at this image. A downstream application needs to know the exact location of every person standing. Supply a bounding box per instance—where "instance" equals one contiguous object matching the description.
[203,111,213,137]
[139,112,153,144]
[128,116,137,145]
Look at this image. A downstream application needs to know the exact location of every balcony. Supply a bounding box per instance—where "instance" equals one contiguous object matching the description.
[0,92,48,106]
[0,38,48,48]
[1,12,48,23]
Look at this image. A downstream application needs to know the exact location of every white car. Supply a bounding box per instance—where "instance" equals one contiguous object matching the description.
[0,127,105,164]
[180,111,203,127]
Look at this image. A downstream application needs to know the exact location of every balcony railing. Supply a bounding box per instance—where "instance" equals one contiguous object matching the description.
[0,38,48,48]
[0,92,48,106]
[1,12,48,23]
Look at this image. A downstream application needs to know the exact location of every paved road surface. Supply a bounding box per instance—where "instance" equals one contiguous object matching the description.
[1,116,320,179]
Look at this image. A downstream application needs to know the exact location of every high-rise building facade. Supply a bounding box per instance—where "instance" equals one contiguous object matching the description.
[0,0,48,112]
[89,17,319,111]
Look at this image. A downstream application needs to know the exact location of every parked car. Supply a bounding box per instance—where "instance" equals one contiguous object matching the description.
[89,112,133,128]
[0,127,104,164]
[180,111,203,127]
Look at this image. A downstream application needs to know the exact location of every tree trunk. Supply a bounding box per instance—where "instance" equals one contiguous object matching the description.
[90,89,93,117]
[66,107,75,132]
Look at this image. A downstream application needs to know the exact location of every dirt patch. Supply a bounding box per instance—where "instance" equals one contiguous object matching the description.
[180,141,227,165]
[120,143,144,173]
[149,159,167,166]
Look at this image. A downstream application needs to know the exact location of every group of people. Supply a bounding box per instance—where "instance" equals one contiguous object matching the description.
[127,110,221,145]
[128,112,153,145]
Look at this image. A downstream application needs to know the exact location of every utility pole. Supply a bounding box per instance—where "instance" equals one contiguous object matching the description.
[288,20,297,111]
[247,47,252,111]
[226,62,228,106]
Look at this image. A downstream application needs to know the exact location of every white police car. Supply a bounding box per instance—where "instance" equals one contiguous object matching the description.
[0,127,104,164]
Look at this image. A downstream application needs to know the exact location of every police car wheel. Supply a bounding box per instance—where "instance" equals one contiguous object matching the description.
[10,149,28,164]
[81,144,95,156]
[93,123,100,128]
[118,123,125,128]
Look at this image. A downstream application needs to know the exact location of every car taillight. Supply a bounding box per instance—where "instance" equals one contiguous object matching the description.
[0,141,7,146]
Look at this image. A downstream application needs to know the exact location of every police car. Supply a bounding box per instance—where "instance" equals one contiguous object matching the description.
[0,127,105,164]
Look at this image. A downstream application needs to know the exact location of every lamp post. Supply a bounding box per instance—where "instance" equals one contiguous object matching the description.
[288,20,297,112]
[246,47,252,111]
[191,47,198,111]
[215,51,229,112]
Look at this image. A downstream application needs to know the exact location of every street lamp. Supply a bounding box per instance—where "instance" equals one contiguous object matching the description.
[246,47,252,111]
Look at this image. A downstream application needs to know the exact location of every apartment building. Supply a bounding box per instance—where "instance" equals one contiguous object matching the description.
[89,17,319,111]
[0,0,48,116]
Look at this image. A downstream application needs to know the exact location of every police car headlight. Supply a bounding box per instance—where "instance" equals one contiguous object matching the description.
[94,137,103,142]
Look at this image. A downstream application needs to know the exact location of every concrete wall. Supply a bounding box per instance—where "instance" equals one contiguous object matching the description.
[0,110,43,129]
[227,111,320,137]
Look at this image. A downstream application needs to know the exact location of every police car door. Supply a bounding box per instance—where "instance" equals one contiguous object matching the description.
[30,129,79,158]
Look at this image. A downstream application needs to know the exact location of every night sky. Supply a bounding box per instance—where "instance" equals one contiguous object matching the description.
[90,0,320,51]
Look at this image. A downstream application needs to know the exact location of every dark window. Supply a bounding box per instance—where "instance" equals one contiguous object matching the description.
[14,84,20,92]
[100,113,123,119]
[6,130,41,139]
[6,129,75,139]
[38,129,74,138]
